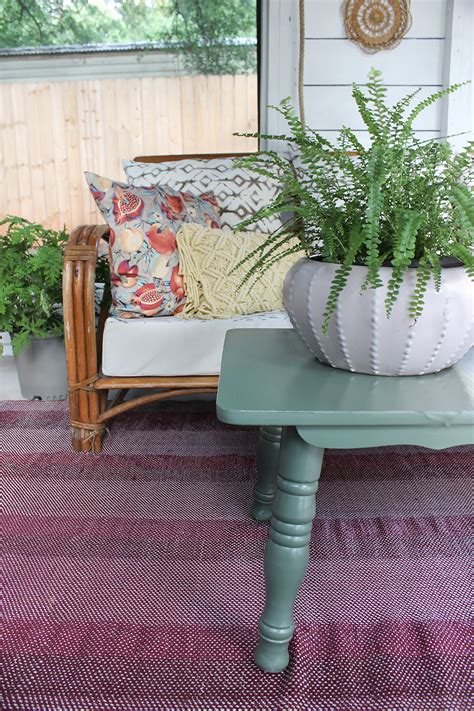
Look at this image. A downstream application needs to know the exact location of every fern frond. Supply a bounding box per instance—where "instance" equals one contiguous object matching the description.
[361,145,385,288]
[245,244,304,283]
[322,223,364,333]
[409,259,432,319]
[446,140,474,183]
[385,211,422,316]
[338,126,366,154]
[229,228,302,284]
[425,251,442,291]
[403,83,469,137]
[391,87,422,118]
[352,83,380,139]
[366,67,390,137]
[450,184,474,240]
[450,243,474,278]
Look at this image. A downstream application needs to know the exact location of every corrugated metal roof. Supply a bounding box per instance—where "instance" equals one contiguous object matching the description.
[0,38,257,58]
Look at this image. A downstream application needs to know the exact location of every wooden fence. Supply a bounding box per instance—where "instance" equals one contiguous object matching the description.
[1,74,258,231]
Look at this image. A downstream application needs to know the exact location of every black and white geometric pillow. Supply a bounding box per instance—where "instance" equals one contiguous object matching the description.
[123,157,282,234]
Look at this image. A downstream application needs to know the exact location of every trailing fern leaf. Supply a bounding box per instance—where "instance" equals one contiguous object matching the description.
[385,211,423,316]
[322,223,365,332]
[361,144,386,289]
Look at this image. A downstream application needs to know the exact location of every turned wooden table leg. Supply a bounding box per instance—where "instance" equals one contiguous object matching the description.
[251,426,282,522]
[254,426,324,672]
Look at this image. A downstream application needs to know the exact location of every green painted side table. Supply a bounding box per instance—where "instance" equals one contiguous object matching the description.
[216,329,473,673]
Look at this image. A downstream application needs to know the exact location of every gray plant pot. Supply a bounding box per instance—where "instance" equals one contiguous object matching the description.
[15,335,68,400]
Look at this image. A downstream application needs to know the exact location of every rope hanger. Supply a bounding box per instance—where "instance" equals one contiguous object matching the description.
[298,0,306,126]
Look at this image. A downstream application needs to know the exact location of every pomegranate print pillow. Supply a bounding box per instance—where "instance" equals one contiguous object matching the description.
[85,172,221,318]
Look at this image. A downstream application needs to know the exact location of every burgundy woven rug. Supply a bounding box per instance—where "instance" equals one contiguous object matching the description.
[2,400,472,711]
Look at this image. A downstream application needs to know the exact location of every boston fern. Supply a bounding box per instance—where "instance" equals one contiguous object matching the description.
[0,216,68,355]
[234,69,474,332]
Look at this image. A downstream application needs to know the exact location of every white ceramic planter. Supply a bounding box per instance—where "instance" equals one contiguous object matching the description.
[283,259,474,376]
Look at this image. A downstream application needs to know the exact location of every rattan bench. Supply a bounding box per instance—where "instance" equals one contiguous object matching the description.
[63,153,252,452]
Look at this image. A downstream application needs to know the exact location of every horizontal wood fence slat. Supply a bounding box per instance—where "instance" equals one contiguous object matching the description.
[0,74,258,231]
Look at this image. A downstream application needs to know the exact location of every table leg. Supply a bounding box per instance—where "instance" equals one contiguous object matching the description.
[251,426,282,522]
[254,426,324,672]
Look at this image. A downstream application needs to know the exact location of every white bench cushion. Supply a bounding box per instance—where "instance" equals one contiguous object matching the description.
[102,311,292,377]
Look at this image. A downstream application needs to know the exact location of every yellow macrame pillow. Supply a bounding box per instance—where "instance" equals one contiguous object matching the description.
[175,224,303,319]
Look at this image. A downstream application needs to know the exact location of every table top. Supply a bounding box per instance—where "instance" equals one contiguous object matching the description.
[216,329,474,427]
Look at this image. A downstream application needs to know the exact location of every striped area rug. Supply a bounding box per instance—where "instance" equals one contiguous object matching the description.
[2,400,472,711]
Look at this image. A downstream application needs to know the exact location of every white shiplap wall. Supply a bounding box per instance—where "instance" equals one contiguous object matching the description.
[261,0,473,147]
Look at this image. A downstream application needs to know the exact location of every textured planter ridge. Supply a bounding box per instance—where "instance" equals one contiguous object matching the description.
[283,259,474,376]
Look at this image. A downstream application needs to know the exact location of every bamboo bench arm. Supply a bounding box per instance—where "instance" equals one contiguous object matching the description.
[63,224,109,364]
[63,224,109,451]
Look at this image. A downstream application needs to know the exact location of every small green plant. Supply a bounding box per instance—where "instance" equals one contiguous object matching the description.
[234,69,474,331]
[0,216,68,355]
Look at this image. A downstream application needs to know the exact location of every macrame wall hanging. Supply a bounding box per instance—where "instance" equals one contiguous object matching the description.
[342,0,412,53]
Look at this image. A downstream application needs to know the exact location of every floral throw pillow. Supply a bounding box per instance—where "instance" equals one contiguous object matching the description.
[85,172,221,318]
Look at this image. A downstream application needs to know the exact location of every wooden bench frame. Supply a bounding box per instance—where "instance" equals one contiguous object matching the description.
[62,153,249,452]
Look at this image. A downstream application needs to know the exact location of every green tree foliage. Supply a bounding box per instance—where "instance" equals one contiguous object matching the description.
[233,70,474,331]
[0,0,257,74]
[0,0,123,47]
[165,0,257,74]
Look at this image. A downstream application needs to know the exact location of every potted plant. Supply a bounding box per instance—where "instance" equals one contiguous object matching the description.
[235,69,473,375]
[0,216,69,399]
